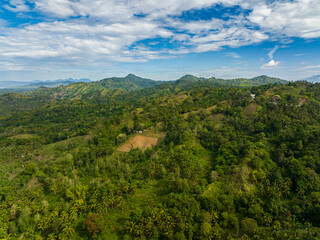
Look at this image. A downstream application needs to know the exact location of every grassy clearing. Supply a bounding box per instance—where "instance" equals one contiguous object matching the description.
[183,104,217,118]
[33,135,90,162]
[142,127,166,138]
[160,92,189,106]
[207,113,224,126]
[9,134,38,139]
[280,86,305,96]
[243,103,259,119]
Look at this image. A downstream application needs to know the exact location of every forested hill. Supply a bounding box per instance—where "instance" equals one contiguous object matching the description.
[177,74,287,87]
[0,74,287,116]
[3,77,320,239]
[26,74,162,99]
[27,74,287,100]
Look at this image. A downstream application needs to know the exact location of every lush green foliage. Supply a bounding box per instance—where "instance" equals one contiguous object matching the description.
[176,74,287,87]
[1,77,319,240]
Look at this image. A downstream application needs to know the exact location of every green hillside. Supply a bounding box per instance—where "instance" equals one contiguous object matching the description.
[28,74,161,99]
[0,74,287,117]
[2,77,320,240]
[176,75,287,87]
[32,74,287,99]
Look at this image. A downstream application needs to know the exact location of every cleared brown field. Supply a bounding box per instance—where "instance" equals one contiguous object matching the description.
[117,135,159,152]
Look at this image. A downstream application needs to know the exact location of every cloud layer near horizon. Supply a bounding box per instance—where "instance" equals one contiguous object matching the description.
[1,0,320,71]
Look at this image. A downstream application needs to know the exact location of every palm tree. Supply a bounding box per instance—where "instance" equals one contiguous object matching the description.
[61,225,75,239]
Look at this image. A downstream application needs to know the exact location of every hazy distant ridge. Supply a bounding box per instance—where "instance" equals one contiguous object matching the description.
[0,74,288,96]
[301,75,320,82]
[0,78,91,89]
[0,78,91,93]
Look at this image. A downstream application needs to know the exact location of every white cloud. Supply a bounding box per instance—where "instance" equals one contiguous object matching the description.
[248,0,320,39]
[0,20,173,62]
[268,45,279,60]
[4,0,30,12]
[171,21,268,53]
[5,0,320,39]
[261,45,280,69]
[0,0,320,74]
[0,1,270,67]
[261,60,280,69]
[303,64,320,69]
[295,53,309,57]
[225,52,241,59]
[32,0,233,19]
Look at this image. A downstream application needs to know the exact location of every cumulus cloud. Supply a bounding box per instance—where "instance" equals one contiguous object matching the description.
[261,60,280,69]
[248,0,320,39]
[0,0,268,67]
[261,45,280,69]
[0,20,172,63]
[0,0,319,71]
[4,0,30,12]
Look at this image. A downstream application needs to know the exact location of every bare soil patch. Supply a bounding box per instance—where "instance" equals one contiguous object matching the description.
[117,135,159,152]
[298,97,307,106]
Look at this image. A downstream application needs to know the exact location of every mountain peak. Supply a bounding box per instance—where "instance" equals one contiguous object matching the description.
[178,75,200,82]
[125,74,140,79]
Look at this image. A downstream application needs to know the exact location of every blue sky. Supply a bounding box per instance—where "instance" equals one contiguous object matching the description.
[0,0,320,81]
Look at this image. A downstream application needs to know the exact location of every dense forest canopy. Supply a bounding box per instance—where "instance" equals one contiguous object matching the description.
[1,76,320,239]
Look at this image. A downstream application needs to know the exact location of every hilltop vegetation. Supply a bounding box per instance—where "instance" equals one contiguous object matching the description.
[2,76,320,239]
[177,75,287,87]
[0,74,286,117]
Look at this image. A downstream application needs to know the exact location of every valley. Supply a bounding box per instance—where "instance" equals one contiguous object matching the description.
[0,76,320,239]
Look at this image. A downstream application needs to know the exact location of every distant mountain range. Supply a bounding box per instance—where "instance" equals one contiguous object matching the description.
[27,74,163,99]
[0,74,289,116]
[301,75,320,82]
[23,74,287,100]
[0,74,288,96]
[176,74,287,87]
[0,78,91,92]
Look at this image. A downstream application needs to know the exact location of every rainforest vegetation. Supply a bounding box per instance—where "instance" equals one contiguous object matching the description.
[0,74,320,239]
